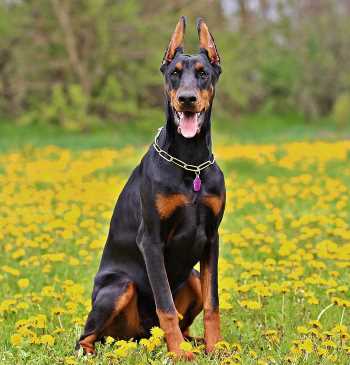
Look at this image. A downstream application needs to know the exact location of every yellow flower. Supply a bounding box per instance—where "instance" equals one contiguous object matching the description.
[17,278,30,289]
[332,324,348,334]
[140,335,162,352]
[17,302,29,310]
[309,320,322,329]
[297,326,308,335]
[220,292,233,309]
[150,326,164,338]
[301,339,313,353]
[179,341,193,352]
[32,314,47,329]
[248,350,257,358]
[3,266,20,276]
[317,347,327,357]
[228,354,241,363]
[114,340,137,357]
[220,359,236,365]
[10,333,22,346]
[214,340,231,351]
[64,357,77,365]
[307,296,319,305]
[322,340,336,349]
[40,334,55,346]
[263,329,280,344]
[139,338,153,351]
[105,336,114,344]
[52,307,65,315]
[327,354,337,362]
[239,300,262,310]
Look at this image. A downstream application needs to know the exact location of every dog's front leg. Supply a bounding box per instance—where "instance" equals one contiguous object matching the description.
[137,230,191,359]
[200,233,221,353]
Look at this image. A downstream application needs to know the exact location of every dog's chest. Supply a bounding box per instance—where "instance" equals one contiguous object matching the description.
[154,168,224,260]
[162,193,219,256]
[155,188,223,222]
[163,211,207,277]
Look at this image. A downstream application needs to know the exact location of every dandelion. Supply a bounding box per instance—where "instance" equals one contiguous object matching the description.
[179,341,193,352]
[239,300,262,310]
[114,340,137,357]
[10,333,22,346]
[2,141,350,362]
[17,302,29,310]
[297,326,308,335]
[300,339,313,353]
[64,357,77,365]
[52,307,65,315]
[17,278,29,289]
[214,340,232,351]
[150,326,164,338]
[39,334,55,346]
[3,266,20,276]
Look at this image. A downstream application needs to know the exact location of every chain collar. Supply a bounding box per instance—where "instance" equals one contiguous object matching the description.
[152,127,215,174]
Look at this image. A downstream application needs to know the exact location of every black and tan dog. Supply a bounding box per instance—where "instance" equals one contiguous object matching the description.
[76,17,225,360]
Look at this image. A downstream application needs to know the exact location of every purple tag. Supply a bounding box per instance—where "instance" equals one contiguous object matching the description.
[193,174,201,192]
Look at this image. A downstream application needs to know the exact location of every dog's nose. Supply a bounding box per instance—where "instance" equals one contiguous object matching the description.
[178,92,197,104]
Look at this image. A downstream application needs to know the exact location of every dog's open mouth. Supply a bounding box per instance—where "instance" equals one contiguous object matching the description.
[174,110,203,138]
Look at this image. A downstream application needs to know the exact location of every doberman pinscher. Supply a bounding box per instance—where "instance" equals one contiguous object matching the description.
[76,17,225,360]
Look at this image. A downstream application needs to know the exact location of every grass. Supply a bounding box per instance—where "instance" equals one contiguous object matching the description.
[1,116,350,364]
[1,112,349,152]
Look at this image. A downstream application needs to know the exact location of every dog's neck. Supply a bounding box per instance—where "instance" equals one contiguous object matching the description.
[158,100,213,166]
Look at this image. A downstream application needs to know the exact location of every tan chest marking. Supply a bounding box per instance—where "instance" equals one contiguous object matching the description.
[201,195,223,216]
[155,193,190,219]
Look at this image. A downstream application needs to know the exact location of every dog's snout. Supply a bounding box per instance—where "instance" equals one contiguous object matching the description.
[178,92,197,104]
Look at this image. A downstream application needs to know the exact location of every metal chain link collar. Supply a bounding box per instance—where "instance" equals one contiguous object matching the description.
[152,127,215,174]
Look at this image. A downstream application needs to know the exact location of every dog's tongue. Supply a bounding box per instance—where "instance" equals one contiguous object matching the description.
[179,112,198,138]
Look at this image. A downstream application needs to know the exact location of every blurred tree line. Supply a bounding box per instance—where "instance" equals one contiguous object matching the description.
[0,0,350,129]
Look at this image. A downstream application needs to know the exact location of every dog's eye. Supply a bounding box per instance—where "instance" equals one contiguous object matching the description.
[199,70,208,79]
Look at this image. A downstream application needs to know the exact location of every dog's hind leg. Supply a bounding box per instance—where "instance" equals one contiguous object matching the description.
[174,269,203,342]
[76,278,140,355]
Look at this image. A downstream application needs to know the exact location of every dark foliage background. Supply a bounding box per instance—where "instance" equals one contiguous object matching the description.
[0,0,350,129]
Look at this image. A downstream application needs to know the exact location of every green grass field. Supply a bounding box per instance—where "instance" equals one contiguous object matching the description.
[1,117,350,364]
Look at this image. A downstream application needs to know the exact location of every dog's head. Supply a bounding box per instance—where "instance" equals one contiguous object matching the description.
[160,17,221,138]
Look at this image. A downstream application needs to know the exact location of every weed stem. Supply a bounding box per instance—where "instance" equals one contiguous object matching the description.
[317,303,334,321]
[340,307,345,326]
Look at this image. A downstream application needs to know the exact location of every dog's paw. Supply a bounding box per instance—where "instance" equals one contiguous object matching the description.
[168,350,196,362]
[204,337,222,354]
[183,351,195,361]
[76,344,96,357]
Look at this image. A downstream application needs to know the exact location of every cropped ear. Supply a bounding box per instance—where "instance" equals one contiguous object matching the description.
[161,16,186,67]
[197,17,220,65]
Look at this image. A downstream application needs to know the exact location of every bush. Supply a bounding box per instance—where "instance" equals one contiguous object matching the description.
[19,84,96,131]
[332,93,350,128]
